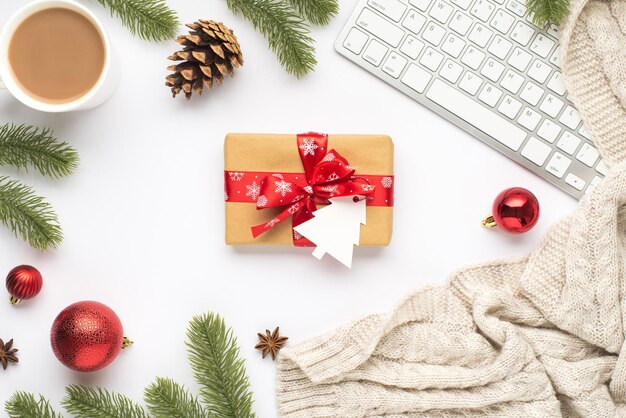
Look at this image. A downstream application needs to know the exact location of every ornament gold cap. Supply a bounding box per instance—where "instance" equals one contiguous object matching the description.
[122,337,134,350]
[481,215,497,229]
[9,296,21,305]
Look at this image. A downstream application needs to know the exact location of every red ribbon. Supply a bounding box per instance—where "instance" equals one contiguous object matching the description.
[224,133,394,246]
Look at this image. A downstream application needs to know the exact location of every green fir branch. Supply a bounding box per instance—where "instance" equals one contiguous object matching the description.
[145,377,208,418]
[94,0,179,41]
[5,392,63,418]
[0,176,62,251]
[0,124,78,178]
[527,0,569,28]
[187,313,255,418]
[287,0,339,25]
[226,0,316,78]
[62,385,149,418]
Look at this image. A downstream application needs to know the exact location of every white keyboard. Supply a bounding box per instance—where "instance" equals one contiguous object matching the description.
[335,0,607,199]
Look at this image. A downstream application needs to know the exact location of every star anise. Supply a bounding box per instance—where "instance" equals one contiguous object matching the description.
[0,338,18,370]
[255,327,288,361]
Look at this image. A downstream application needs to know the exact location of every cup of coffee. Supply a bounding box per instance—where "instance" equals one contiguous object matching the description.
[0,0,119,112]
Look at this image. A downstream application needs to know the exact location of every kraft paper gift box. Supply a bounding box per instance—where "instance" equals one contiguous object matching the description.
[224,133,394,246]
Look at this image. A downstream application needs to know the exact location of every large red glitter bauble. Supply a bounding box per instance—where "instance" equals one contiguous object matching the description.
[492,187,540,233]
[6,265,43,304]
[50,301,124,372]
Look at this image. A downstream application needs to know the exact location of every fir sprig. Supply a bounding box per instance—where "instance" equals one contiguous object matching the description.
[287,0,339,25]
[527,0,569,28]
[187,313,255,417]
[95,0,179,42]
[6,392,63,418]
[226,0,316,78]
[0,176,63,251]
[62,386,149,418]
[0,124,78,178]
[145,377,208,418]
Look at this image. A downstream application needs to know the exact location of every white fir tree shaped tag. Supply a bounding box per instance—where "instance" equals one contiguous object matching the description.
[293,196,367,268]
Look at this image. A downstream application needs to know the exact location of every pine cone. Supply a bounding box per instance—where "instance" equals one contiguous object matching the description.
[165,20,243,100]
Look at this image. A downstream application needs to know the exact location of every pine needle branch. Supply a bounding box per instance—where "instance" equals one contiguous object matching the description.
[187,313,255,418]
[225,0,316,78]
[0,176,62,250]
[94,0,179,41]
[0,124,78,178]
[527,0,569,28]
[61,385,150,418]
[286,0,338,25]
[5,392,63,418]
[145,377,209,418]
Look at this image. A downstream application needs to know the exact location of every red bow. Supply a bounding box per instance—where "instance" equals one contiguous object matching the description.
[251,133,375,245]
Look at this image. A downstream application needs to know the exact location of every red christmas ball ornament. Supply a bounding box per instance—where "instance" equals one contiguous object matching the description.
[6,265,43,305]
[482,187,540,234]
[50,301,132,372]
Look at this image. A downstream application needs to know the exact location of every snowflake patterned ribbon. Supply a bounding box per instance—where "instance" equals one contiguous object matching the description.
[250,133,376,245]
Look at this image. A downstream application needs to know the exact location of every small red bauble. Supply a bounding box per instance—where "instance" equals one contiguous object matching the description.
[50,301,132,372]
[6,265,43,305]
[482,187,540,234]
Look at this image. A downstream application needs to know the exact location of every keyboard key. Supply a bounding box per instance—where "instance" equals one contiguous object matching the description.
[480,58,505,81]
[537,119,561,143]
[529,33,555,58]
[402,9,428,33]
[528,59,552,83]
[588,176,602,192]
[546,152,572,178]
[400,35,424,59]
[498,95,522,118]
[419,47,444,70]
[500,69,525,93]
[488,35,513,59]
[565,173,586,190]
[478,83,502,107]
[521,137,551,166]
[461,46,485,69]
[402,64,432,92]
[426,79,527,150]
[363,39,389,66]
[518,107,542,130]
[357,9,405,47]
[511,21,534,46]
[576,143,599,167]
[382,52,408,78]
[343,28,369,55]
[508,48,532,71]
[560,106,581,130]
[470,0,495,21]
[547,23,559,38]
[459,71,483,95]
[423,21,446,45]
[539,93,564,118]
[450,11,473,35]
[442,33,466,57]
[556,131,581,155]
[429,0,454,23]
[409,0,433,11]
[490,10,515,33]
[440,59,464,82]
[579,124,591,140]
[468,23,493,47]
[505,0,526,16]
[549,46,562,67]
[596,159,609,176]
[450,0,472,9]
[368,0,407,22]
[520,81,544,106]
[547,72,566,95]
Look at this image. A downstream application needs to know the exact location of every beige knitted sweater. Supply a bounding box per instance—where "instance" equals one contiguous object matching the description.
[276,0,626,416]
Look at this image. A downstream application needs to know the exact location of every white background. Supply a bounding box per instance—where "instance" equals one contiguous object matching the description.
[0,0,577,415]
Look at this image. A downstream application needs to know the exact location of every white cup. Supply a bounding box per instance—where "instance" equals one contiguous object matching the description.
[0,0,119,112]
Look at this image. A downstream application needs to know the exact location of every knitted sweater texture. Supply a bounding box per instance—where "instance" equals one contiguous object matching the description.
[276,0,626,416]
